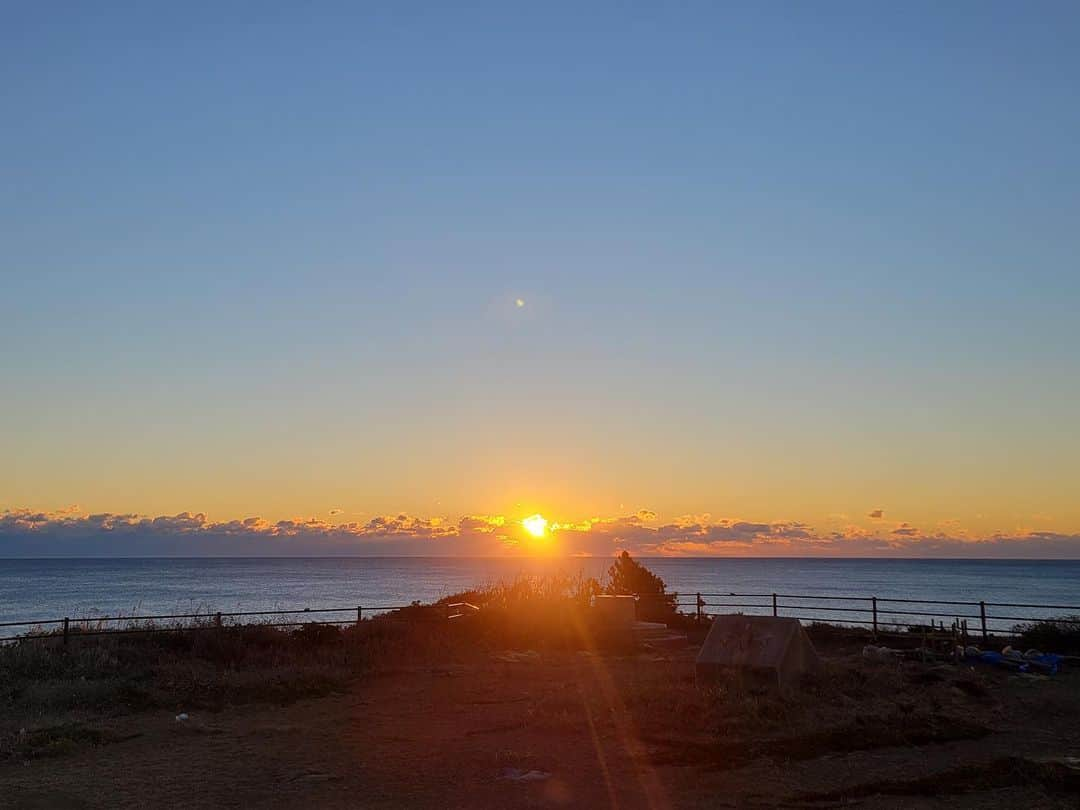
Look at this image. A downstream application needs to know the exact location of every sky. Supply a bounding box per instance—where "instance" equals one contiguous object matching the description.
[3,2,1079,557]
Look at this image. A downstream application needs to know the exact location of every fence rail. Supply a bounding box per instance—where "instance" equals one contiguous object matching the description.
[0,602,476,644]
[3,591,1077,644]
[639,592,1080,643]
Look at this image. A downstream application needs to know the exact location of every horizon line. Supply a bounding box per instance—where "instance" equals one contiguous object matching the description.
[3,555,1078,562]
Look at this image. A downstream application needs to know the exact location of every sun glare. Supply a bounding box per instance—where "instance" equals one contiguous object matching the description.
[522,514,548,538]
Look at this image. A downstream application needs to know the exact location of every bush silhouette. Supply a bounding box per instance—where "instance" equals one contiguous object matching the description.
[605,551,676,619]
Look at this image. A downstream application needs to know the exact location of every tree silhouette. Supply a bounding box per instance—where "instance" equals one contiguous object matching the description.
[605,551,676,616]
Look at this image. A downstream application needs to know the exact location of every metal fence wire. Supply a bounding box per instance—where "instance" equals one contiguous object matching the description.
[635,591,1080,643]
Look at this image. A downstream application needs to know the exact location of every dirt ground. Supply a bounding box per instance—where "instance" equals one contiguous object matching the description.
[2,643,1079,809]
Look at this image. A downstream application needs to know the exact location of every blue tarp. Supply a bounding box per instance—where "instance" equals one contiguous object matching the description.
[971,650,1064,675]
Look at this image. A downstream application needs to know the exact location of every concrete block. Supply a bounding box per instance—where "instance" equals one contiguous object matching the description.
[696,615,821,693]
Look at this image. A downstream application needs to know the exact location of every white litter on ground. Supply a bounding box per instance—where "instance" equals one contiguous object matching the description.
[499,768,551,782]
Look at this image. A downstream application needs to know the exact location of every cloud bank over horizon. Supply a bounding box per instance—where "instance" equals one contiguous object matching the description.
[2,507,1079,559]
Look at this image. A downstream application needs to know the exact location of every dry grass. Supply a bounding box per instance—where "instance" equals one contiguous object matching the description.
[615,653,997,769]
[436,572,633,651]
[796,756,1080,801]
[0,575,602,736]
[0,613,473,760]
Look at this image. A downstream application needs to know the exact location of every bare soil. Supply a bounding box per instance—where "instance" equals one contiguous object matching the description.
[2,640,1079,809]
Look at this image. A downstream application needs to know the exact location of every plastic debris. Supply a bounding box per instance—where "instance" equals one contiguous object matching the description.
[962,648,1065,675]
[175,713,189,722]
[1025,652,1064,675]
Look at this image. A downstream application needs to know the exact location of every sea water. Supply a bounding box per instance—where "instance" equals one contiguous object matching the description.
[2,557,1078,637]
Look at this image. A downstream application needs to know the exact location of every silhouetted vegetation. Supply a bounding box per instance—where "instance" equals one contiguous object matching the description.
[605,551,677,620]
[436,571,615,650]
[1014,616,1080,654]
[438,554,686,641]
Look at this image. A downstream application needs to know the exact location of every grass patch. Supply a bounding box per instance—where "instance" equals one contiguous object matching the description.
[1,724,142,761]
[797,756,1080,800]
[620,655,996,768]
[0,612,468,748]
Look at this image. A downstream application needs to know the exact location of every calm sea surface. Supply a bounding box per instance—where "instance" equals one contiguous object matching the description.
[3,557,1079,637]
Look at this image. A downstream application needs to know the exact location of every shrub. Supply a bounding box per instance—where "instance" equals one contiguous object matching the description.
[438,572,605,650]
[605,551,676,620]
[1014,616,1080,654]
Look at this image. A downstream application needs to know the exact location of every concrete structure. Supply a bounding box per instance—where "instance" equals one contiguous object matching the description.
[696,615,821,693]
[594,594,636,630]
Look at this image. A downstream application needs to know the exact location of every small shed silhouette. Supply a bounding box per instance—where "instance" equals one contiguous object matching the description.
[696,615,820,692]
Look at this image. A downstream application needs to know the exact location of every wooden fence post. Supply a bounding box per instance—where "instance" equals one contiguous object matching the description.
[979,601,988,643]
[356,606,362,626]
[871,597,878,637]
[772,593,778,617]
[696,592,703,622]
[63,617,69,645]
[215,612,222,629]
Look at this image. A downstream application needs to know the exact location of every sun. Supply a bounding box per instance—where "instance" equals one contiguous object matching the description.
[522,514,548,538]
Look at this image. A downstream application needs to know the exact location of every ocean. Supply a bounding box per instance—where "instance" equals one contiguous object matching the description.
[3,557,1078,638]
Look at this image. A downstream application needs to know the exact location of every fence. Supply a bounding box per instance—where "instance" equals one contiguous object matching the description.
[1,590,1076,644]
[0,601,481,644]
[639,592,1080,643]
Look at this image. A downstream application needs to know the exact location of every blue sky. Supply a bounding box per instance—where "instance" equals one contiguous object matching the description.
[3,2,1079,555]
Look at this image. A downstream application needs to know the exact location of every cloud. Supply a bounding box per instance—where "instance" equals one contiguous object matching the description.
[149,512,207,531]
[868,509,884,519]
[2,507,1079,558]
[458,515,506,534]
